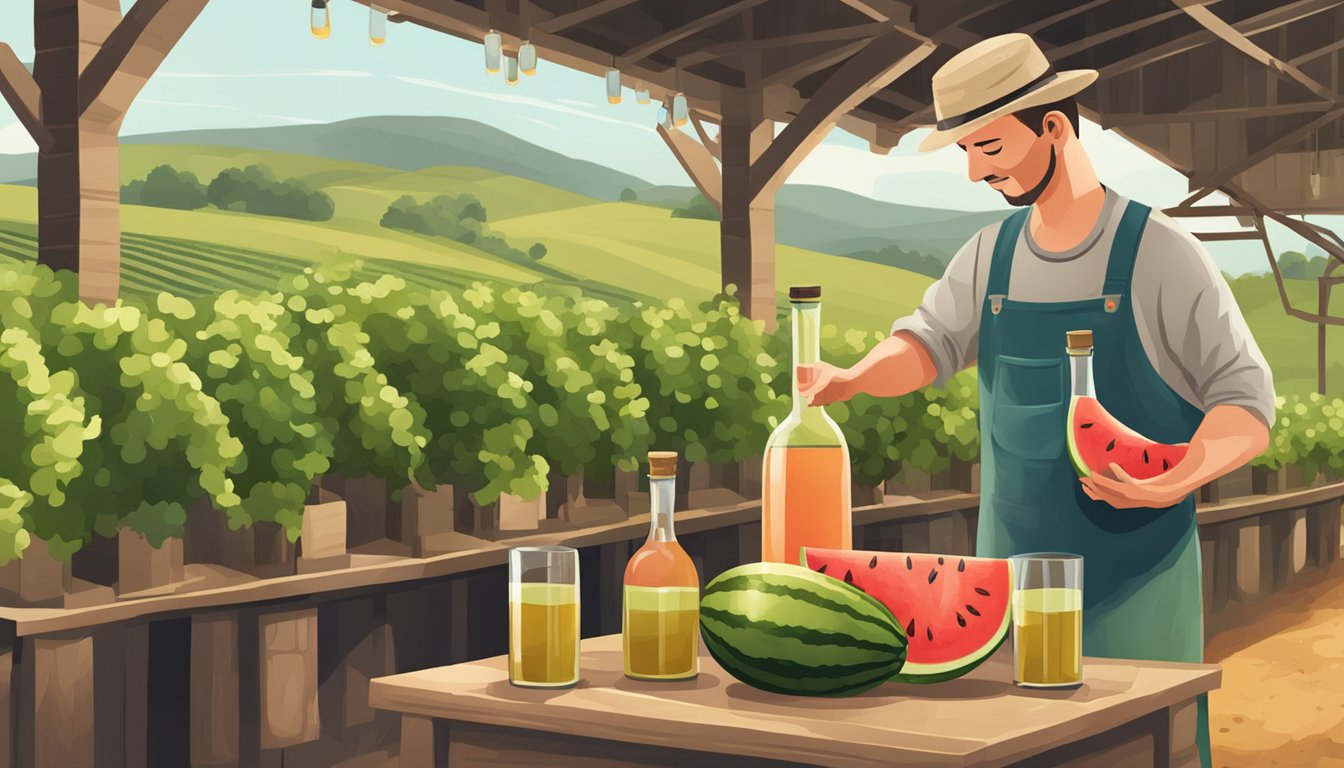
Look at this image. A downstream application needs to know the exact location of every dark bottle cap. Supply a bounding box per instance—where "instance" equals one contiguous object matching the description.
[789,285,821,301]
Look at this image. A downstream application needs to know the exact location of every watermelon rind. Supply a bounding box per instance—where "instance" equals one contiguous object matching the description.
[699,562,908,697]
[1066,397,1092,478]
[800,549,1013,685]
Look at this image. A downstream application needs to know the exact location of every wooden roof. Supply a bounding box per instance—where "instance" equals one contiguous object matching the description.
[367,0,1344,215]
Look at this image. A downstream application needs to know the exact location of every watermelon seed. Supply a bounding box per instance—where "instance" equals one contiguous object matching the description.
[1163,458,1170,471]
[957,559,966,572]
[906,556,913,570]
[817,564,827,574]
[975,587,991,596]
[844,569,854,584]
[907,618,915,636]
[1080,422,1094,429]
[956,612,967,627]
[926,628,933,642]
[1143,449,1149,464]
[937,557,944,565]
[1106,438,1116,451]
[869,555,878,569]
[928,569,938,584]
[966,604,981,617]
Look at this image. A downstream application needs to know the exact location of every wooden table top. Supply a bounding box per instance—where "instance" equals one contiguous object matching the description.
[370,633,1220,768]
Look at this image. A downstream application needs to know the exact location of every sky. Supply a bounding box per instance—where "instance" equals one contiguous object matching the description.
[0,0,1335,272]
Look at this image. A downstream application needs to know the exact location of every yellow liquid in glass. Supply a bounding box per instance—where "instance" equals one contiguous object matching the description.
[1013,588,1083,687]
[508,583,579,687]
[623,586,699,680]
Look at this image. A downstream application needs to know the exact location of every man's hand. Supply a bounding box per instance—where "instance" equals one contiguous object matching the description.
[1080,463,1194,509]
[797,363,855,407]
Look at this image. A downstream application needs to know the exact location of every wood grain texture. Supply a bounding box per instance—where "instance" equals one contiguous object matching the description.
[258,609,319,749]
[33,633,95,768]
[369,633,1220,768]
[191,611,240,767]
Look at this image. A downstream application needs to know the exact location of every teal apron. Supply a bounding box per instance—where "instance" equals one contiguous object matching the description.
[975,201,1212,767]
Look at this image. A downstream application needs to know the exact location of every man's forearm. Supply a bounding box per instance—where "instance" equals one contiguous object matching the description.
[1160,404,1271,496]
[842,331,939,398]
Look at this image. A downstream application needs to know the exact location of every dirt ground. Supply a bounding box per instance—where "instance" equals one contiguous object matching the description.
[1206,563,1344,767]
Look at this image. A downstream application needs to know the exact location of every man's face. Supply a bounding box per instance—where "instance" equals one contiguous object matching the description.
[957,114,1057,207]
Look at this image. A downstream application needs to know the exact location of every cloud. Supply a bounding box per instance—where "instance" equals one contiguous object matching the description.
[0,122,37,155]
[139,98,239,110]
[258,114,325,125]
[557,98,595,109]
[390,75,649,131]
[523,116,559,131]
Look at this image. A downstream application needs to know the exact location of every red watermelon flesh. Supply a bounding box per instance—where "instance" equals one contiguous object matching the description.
[800,548,1011,684]
[1067,396,1188,480]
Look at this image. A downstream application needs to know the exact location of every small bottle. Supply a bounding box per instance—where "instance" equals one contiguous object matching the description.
[622,451,699,680]
[761,286,852,563]
[310,0,331,39]
[1066,330,1096,402]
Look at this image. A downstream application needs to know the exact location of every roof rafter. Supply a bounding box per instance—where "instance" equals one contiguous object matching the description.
[676,22,888,68]
[79,0,210,123]
[1100,100,1337,127]
[1189,107,1344,189]
[0,43,53,151]
[535,0,640,34]
[618,0,772,66]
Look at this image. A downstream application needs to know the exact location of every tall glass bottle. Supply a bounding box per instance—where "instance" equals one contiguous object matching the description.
[1067,330,1095,401]
[622,451,699,680]
[762,286,852,563]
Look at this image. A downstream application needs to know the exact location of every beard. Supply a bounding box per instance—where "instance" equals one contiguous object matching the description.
[1001,145,1057,207]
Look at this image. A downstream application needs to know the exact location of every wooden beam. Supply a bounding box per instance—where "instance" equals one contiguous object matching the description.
[1289,36,1344,66]
[79,0,210,123]
[1193,230,1263,241]
[1101,0,1344,78]
[535,0,638,34]
[760,37,873,88]
[752,35,936,200]
[1189,107,1344,189]
[656,123,722,210]
[676,22,889,68]
[1174,0,1339,103]
[835,0,914,25]
[1047,7,1190,63]
[1101,100,1337,127]
[1020,0,1113,35]
[0,44,52,151]
[618,0,772,66]
[689,111,721,160]
[1162,205,1256,217]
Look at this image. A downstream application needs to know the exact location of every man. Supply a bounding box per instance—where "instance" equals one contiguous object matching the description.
[798,34,1273,767]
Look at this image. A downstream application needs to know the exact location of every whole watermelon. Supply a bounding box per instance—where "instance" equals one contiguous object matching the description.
[699,562,907,697]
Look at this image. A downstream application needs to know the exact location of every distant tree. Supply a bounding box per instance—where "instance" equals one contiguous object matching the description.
[671,192,719,221]
[1306,255,1329,279]
[381,194,539,264]
[1278,251,1309,279]
[529,243,547,261]
[846,243,949,279]
[207,164,334,221]
[620,187,638,202]
[120,164,207,210]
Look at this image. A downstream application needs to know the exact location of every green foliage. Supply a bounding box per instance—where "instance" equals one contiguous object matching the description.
[0,480,32,566]
[528,243,547,261]
[1277,251,1331,280]
[380,193,544,266]
[207,164,335,221]
[844,243,949,279]
[122,164,209,210]
[620,188,638,202]
[671,193,720,222]
[1254,393,1344,479]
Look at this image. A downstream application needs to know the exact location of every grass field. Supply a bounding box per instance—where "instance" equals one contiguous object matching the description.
[0,142,1338,395]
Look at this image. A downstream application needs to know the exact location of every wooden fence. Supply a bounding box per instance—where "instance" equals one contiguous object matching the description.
[0,459,1339,767]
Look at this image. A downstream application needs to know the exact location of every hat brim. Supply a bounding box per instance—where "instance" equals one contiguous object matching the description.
[917,70,1098,152]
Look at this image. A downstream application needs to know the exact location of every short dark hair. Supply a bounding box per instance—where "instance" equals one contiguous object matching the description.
[1013,96,1080,138]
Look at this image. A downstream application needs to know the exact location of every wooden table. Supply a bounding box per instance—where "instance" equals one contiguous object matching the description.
[369,633,1219,768]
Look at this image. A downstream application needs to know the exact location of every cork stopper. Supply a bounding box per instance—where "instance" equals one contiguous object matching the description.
[648,451,678,478]
[789,285,821,301]
[1066,330,1093,355]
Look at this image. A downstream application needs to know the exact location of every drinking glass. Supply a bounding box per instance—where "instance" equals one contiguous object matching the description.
[1010,553,1083,689]
[508,545,580,688]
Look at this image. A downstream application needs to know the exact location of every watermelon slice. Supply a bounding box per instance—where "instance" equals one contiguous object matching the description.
[801,548,1011,684]
[1067,396,1188,480]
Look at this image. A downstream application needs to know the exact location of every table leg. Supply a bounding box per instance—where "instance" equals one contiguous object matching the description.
[1168,698,1201,768]
[399,716,436,768]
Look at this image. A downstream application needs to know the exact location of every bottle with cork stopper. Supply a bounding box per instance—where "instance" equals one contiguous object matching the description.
[622,450,699,680]
[1066,330,1096,401]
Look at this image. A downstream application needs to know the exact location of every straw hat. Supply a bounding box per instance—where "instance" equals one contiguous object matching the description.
[919,33,1097,152]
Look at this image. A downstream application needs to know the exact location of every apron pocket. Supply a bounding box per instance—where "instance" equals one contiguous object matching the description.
[990,402,1066,461]
[989,355,1067,505]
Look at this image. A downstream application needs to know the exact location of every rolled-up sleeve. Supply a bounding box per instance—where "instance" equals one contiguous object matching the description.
[890,228,988,388]
[1134,218,1277,426]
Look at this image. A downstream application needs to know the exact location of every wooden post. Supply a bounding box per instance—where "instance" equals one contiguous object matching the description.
[902,519,931,554]
[0,539,71,605]
[343,474,390,547]
[395,483,456,555]
[498,492,543,532]
[191,611,240,768]
[0,626,12,768]
[1291,509,1308,574]
[117,529,183,594]
[31,633,96,768]
[719,93,778,330]
[258,608,319,749]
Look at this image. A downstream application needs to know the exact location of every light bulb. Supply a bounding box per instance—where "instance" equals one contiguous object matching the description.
[606,68,622,104]
[657,103,671,129]
[1310,172,1322,199]
[310,0,331,39]
[519,42,537,75]
[672,92,688,127]
[485,29,502,73]
[369,5,387,46]
[635,87,650,105]
[505,55,520,86]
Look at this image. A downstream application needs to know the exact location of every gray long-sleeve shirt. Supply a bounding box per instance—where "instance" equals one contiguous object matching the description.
[891,187,1277,426]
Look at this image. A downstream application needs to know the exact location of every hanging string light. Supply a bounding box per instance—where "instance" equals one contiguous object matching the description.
[520,41,538,75]
[606,60,622,104]
[635,81,650,104]
[1309,130,1323,200]
[657,96,672,129]
[369,5,388,46]
[310,0,331,39]
[505,54,520,86]
[670,69,688,126]
[485,29,503,74]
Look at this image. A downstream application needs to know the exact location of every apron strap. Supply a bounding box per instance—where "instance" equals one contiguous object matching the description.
[1101,200,1153,300]
[986,207,1031,301]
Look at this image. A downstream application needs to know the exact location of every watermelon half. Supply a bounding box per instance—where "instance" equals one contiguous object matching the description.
[1067,396,1188,480]
[801,548,1011,684]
